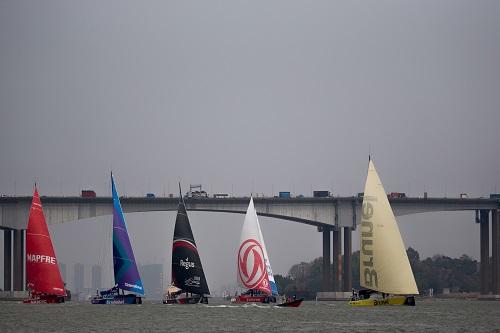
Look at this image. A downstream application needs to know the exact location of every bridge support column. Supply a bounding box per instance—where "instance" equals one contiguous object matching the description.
[332,228,341,291]
[492,210,500,295]
[322,227,331,291]
[343,227,352,291]
[480,210,490,295]
[13,229,25,291]
[4,229,12,291]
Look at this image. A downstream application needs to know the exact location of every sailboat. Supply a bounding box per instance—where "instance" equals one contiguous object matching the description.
[91,174,144,304]
[233,197,303,307]
[163,184,210,304]
[349,158,418,306]
[24,186,67,304]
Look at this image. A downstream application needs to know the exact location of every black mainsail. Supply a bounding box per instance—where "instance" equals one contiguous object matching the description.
[171,187,210,296]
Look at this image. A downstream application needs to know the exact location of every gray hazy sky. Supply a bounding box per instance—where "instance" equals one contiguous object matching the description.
[1,1,499,294]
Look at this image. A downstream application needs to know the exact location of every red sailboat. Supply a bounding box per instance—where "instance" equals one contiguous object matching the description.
[23,186,66,304]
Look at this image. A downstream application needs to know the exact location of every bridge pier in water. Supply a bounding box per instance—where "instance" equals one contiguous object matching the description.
[322,227,332,291]
[477,209,500,296]
[320,226,352,294]
[3,229,12,291]
[343,227,352,291]
[332,228,341,291]
[493,210,500,295]
[13,229,25,291]
[2,228,25,292]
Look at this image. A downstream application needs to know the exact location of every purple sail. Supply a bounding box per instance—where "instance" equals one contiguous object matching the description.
[112,175,144,296]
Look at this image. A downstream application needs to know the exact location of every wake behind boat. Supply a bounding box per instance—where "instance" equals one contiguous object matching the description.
[24,186,66,304]
[91,174,144,305]
[163,184,209,304]
[349,158,418,306]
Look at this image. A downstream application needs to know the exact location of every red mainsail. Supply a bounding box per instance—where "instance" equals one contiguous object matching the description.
[25,187,65,296]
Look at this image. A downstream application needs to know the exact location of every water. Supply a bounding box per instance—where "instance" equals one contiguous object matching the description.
[1,299,499,332]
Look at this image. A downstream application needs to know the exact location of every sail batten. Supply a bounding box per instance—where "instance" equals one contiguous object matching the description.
[359,160,418,295]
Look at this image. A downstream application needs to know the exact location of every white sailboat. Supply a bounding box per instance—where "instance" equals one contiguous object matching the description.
[349,158,418,306]
[232,197,302,307]
[233,197,274,303]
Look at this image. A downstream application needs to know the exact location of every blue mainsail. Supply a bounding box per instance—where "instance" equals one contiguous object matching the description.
[111,175,144,296]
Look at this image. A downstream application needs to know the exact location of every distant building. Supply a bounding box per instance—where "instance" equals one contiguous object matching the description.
[91,265,102,291]
[74,263,84,295]
[139,264,163,300]
[59,262,67,283]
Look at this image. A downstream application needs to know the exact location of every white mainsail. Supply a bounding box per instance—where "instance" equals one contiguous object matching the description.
[359,159,418,295]
[237,198,271,294]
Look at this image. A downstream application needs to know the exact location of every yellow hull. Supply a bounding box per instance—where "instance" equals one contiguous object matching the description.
[348,296,408,306]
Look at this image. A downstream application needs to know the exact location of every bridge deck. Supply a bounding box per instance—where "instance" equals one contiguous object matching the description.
[1,196,498,230]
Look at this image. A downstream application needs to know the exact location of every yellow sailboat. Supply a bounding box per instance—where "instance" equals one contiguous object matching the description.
[349,158,418,306]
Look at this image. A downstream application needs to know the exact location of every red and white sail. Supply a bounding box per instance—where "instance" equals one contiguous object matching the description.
[237,198,271,295]
[26,187,65,296]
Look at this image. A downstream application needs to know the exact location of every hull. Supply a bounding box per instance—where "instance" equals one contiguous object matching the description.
[91,294,142,305]
[232,295,276,304]
[23,294,65,304]
[276,298,303,307]
[349,296,415,306]
[163,294,208,305]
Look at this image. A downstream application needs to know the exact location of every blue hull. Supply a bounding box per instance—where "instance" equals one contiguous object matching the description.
[91,295,142,305]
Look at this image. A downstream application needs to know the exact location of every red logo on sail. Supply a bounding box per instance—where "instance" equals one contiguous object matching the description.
[238,239,270,293]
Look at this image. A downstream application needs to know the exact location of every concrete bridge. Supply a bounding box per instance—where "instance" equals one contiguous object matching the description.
[1,196,499,296]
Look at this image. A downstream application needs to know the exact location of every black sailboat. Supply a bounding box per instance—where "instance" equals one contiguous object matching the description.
[163,184,210,304]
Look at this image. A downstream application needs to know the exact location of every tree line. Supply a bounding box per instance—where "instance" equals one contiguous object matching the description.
[275,248,480,295]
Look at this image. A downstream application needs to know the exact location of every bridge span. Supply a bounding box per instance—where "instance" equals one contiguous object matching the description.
[1,196,499,296]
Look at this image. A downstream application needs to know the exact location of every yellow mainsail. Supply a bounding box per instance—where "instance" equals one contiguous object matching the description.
[359,159,418,295]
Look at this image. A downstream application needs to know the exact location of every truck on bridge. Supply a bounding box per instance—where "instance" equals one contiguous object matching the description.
[81,190,96,198]
[388,192,406,199]
[313,191,330,198]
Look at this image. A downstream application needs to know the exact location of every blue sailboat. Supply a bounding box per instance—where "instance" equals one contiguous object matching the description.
[91,174,144,304]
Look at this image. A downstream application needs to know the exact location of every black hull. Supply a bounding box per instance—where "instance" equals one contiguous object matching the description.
[163,294,208,304]
[276,298,304,307]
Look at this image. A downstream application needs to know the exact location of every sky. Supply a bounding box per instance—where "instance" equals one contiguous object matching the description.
[1,1,499,294]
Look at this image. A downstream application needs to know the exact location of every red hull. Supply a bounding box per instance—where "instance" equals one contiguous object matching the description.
[276,298,303,307]
[233,295,273,303]
[23,294,65,304]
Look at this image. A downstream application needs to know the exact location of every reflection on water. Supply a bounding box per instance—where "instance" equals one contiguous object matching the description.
[1,298,499,332]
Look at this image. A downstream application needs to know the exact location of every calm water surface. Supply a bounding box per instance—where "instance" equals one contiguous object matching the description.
[0,299,499,332]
